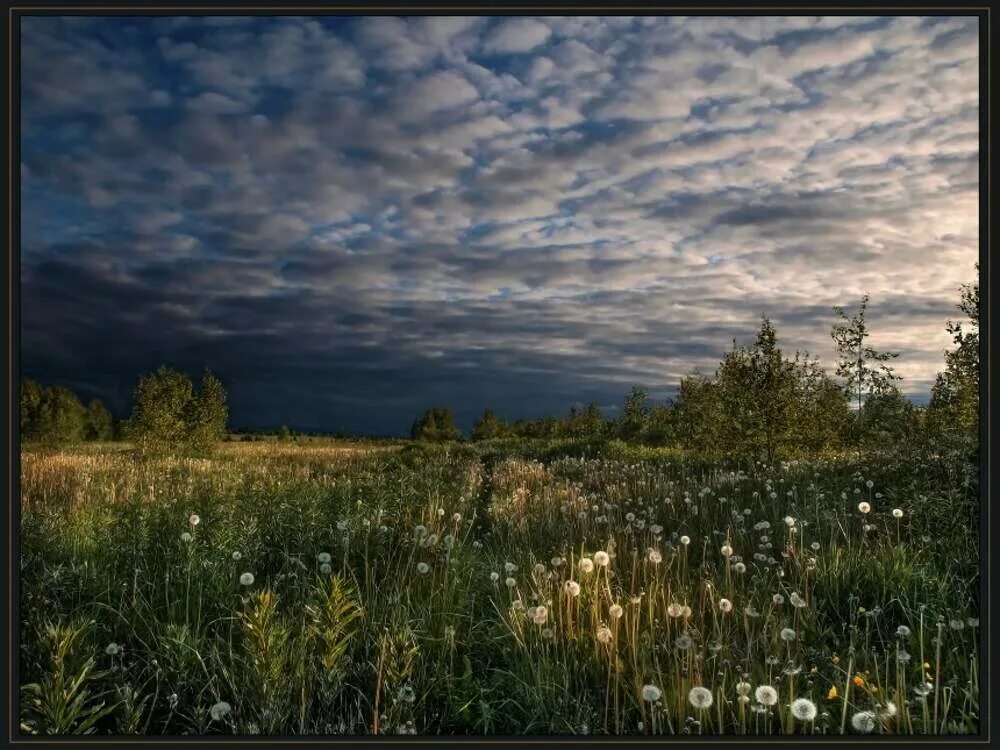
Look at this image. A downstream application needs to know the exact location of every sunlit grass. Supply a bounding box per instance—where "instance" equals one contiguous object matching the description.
[19,439,979,735]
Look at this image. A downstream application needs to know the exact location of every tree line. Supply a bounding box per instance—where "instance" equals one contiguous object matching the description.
[413,278,980,460]
[21,366,228,455]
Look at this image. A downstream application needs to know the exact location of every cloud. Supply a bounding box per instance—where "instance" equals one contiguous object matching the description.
[20,15,979,433]
[484,18,552,53]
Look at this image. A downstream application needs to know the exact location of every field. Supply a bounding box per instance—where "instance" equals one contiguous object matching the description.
[19,439,980,736]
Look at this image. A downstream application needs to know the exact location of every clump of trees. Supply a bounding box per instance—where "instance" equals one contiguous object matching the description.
[20,380,113,444]
[124,366,229,455]
[411,407,462,442]
[437,271,979,461]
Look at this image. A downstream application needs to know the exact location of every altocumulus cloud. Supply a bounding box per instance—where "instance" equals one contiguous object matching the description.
[20,16,978,434]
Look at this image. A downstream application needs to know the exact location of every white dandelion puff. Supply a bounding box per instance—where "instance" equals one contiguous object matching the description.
[641,684,661,702]
[755,685,778,706]
[564,580,581,597]
[594,551,610,567]
[858,502,871,514]
[689,686,713,709]
[210,701,232,722]
[851,711,876,733]
[791,698,817,721]
[416,562,430,575]
[239,572,255,586]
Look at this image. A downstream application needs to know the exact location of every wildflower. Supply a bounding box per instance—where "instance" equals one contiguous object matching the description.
[681,605,692,618]
[533,563,546,577]
[596,626,612,644]
[755,685,778,706]
[210,701,232,722]
[443,534,455,548]
[866,479,874,489]
[231,551,242,561]
[397,685,416,704]
[505,562,517,574]
[609,603,624,619]
[647,548,662,564]
[968,617,980,627]
[949,618,964,631]
[490,571,499,582]
[810,541,820,551]
[625,512,636,523]
[319,563,332,575]
[317,552,332,564]
[650,524,663,535]
[689,686,713,709]
[851,710,876,733]
[579,557,595,574]
[680,535,691,546]
[892,508,904,518]
[780,628,796,642]
[452,512,462,523]
[551,556,564,567]
[189,514,201,526]
[896,625,911,638]
[564,580,581,597]
[641,684,662,702]
[180,532,193,543]
[719,598,733,613]
[594,551,610,567]
[541,628,554,640]
[667,603,683,618]
[721,544,733,557]
[505,577,517,588]
[532,605,548,625]
[913,682,932,697]
[675,633,693,650]
[852,675,865,688]
[858,502,871,514]
[827,685,838,700]
[416,562,430,575]
[736,681,752,696]
[772,594,784,605]
[789,592,807,608]
[791,698,817,721]
[881,701,898,719]
[784,516,795,527]
[414,525,427,538]
[239,572,255,586]
[437,508,445,517]
[105,642,120,656]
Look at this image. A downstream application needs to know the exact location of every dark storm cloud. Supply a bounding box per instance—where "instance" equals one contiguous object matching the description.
[20,15,978,433]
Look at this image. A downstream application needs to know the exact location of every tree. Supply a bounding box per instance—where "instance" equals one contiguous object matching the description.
[472,409,511,441]
[125,366,194,455]
[673,374,723,454]
[927,269,979,447]
[20,379,45,441]
[187,370,229,453]
[28,385,86,444]
[712,318,799,461]
[411,407,462,442]
[618,386,648,440]
[83,399,114,441]
[831,295,900,454]
[277,425,292,441]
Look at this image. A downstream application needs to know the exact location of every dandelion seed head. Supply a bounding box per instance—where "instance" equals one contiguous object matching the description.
[239,572,255,586]
[791,698,817,721]
[188,514,200,526]
[210,701,232,722]
[858,502,871,514]
[851,711,876,733]
[755,685,779,706]
[416,562,430,574]
[594,551,610,567]
[609,603,624,619]
[689,686,713,709]
[564,580,581,597]
[892,508,904,518]
[641,684,662,702]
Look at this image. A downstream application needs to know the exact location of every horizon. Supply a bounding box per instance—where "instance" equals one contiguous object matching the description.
[20,15,979,435]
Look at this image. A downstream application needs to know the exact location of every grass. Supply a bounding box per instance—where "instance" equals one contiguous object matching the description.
[18,439,980,735]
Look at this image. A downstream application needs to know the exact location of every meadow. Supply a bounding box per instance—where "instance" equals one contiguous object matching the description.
[19,438,980,736]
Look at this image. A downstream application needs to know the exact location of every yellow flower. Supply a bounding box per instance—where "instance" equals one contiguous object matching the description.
[832,655,840,665]
[922,662,931,669]
[810,666,818,674]
[852,675,865,688]
[827,685,838,700]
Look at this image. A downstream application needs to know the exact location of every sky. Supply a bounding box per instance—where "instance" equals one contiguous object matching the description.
[20,15,979,435]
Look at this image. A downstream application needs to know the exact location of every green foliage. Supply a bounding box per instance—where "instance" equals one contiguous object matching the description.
[84,399,114,441]
[472,409,511,441]
[20,619,117,735]
[928,270,979,452]
[617,386,648,440]
[411,407,463,442]
[125,366,229,455]
[20,380,87,444]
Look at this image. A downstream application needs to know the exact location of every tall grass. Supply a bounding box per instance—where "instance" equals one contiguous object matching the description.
[19,440,979,735]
